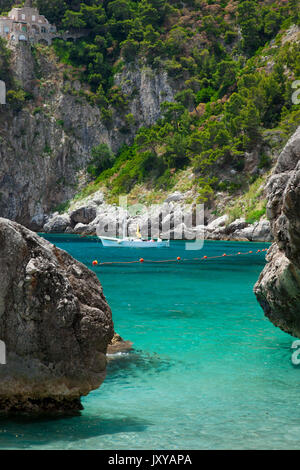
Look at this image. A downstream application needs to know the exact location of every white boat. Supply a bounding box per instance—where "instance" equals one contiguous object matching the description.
[98,219,170,248]
[99,236,170,248]
[98,220,170,248]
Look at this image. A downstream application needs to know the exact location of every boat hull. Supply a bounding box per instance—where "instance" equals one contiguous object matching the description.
[99,237,170,248]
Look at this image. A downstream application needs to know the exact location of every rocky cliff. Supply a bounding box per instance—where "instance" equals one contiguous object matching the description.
[0,42,174,229]
[0,217,114,412]
[1,21,298,236]
[254,126,300,337]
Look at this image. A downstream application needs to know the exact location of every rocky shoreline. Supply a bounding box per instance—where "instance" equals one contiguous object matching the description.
[40,192,272,243]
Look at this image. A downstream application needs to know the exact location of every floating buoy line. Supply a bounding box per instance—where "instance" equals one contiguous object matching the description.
[92,248,269,267]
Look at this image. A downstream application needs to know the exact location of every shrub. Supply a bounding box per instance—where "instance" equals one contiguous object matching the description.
[87,143,115,177]
[6,89,26,111]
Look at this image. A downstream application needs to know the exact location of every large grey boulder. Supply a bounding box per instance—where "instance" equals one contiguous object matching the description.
[0,218,114,412]
[165,191,184,203]
[254,126,300,336]
[73,222,89,234]
[234,219,272,242]
[70,206,97,226]
[43,214,71,233]
[226,218,247,233]
[207,214,229,230]
[252,219,272,242]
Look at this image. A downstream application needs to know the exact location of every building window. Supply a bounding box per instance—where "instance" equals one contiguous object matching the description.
[22,14,25,20]
[32,15,36,21]
[4,26,9,33]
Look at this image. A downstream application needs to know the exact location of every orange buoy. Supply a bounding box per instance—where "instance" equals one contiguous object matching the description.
[238,252,241,255]
[92,260,98,266]
[257,250,261,253]
[140,258,144,263]
[177,257,181,261]
[223,253,227,257]
[249,251,253,254]
[203,256,207,259]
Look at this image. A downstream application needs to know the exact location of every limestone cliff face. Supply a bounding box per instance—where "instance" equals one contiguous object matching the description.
[0,217,114,412]
[115,63,174,127]
[254,126,300,337]
[0,43,174,229]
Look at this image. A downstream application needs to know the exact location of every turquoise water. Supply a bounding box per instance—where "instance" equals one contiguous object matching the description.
[1,236,300,450]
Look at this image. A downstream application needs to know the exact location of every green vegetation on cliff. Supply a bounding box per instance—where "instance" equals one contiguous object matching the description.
[0,38,27,109]
[0,0,299,218]
[101,36,300,201]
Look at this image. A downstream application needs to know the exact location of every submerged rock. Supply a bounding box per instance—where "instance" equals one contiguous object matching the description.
[254,126,300,336]
[107,333,133,355]
[0,218,114,412]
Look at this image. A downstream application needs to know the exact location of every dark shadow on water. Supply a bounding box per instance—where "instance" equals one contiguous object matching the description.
[0,350,167,448]
[0,413,150,449]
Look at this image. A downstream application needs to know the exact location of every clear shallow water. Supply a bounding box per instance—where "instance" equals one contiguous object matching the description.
[1,236,299,450]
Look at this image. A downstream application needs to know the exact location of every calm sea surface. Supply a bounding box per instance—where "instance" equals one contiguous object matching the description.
[1,236,299,450]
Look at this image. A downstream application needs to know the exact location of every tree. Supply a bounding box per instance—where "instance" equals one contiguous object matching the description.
[62,10,86,30]
[163,133,189,168]
[237,0,262,54]
[135,127,161,154]
[36,0,67,27]
[107,0,132,21]
[121,38,140,62]
[175,89,196,110]
[213,60,239,96]
[160,102,185,130]
[87,143,115,177]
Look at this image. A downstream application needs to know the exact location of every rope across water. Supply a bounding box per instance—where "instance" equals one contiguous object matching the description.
[92,248,269,266]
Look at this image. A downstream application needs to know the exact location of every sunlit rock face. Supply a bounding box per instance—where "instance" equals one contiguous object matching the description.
[255,126,300,337]
[0,218,114,412]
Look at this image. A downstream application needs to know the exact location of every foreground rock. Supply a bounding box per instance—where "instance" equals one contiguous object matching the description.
[254,126,300,336]
[0,218,114,412]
